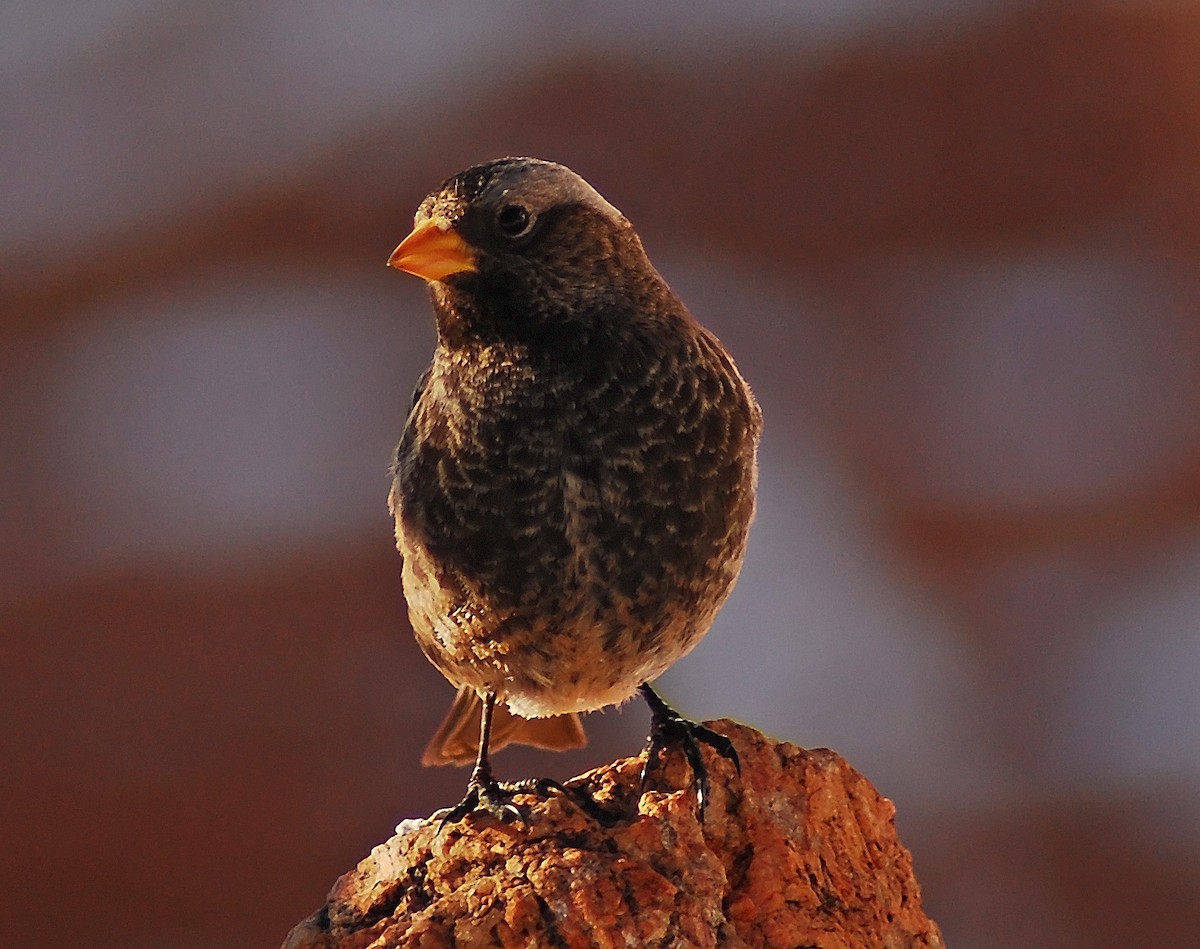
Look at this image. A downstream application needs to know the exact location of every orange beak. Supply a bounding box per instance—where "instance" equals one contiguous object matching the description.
[387,218,476,282]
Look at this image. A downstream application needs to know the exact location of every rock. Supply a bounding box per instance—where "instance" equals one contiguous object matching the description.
[284,720,944,948]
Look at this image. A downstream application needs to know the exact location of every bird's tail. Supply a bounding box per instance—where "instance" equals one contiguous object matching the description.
[421,686,587,766]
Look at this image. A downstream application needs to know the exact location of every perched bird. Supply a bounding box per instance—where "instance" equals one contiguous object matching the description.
[387,157,761,820]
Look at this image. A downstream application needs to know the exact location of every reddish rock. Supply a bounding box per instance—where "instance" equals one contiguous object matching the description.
[284,721,943,948]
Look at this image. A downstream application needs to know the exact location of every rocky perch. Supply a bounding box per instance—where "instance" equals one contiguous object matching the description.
[284,720,944,948]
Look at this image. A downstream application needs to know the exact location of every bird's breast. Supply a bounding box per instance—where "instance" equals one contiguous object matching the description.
[395,326,757,644]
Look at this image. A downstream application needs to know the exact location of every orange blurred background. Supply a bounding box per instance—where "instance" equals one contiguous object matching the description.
[4,2,1200,946]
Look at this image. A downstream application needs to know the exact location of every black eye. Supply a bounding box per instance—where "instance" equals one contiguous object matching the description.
[496,203,533,238]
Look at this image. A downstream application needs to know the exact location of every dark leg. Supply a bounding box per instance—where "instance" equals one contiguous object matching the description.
[638,683,740,820]
[436,692,606,828]
[436,692,523,827]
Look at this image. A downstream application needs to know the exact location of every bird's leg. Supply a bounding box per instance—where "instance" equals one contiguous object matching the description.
[436,693,608,828]
[638,682,740,820]
[437,692,524,827]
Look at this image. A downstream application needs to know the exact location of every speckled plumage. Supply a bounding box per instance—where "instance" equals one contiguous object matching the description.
[388,158,761,772]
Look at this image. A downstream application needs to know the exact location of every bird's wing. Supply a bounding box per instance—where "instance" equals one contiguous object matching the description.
[407,363,432,416]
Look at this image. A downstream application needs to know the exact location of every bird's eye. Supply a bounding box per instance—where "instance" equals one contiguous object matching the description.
[496,203,533,238]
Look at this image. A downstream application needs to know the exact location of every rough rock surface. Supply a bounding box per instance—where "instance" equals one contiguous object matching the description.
[284,721,944,948]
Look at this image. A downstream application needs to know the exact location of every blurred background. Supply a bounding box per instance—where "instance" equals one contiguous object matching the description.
[4,1,1200,945]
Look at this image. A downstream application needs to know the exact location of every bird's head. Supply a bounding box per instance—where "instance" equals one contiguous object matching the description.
[389,158,661,347]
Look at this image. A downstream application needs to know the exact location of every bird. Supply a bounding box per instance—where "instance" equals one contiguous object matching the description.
[386,157,761,822]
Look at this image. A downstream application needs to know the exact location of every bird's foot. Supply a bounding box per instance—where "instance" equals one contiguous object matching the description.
[639,686,740,820]
[434,774,524,830]
[435,775,607,830]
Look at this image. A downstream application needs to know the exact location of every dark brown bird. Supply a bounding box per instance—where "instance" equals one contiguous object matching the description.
[387,157,761,820]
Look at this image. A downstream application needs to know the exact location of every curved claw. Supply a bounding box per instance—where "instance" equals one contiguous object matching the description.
[434,787,480,833]
[690,722,741,774]
[436,781,524,831]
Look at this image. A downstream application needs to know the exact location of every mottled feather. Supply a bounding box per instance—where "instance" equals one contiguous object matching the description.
[389,158,761,764]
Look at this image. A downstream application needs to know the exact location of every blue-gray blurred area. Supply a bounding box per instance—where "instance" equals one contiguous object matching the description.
[4,2,1200,946]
